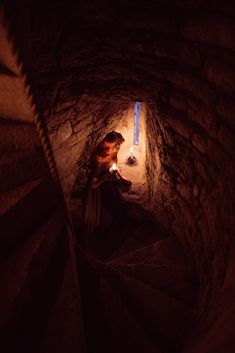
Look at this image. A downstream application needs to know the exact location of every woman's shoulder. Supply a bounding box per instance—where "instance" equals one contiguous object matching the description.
[90,158,109,177]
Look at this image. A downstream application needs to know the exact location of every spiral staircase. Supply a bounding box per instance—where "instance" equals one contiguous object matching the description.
[0,4,204,353]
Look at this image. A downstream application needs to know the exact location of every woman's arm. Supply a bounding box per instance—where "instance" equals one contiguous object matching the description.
[116,171,132,184]
[110,154,132,185]
[91,173,116,189]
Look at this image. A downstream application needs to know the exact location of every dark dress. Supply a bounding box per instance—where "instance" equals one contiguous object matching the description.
[83,160,126,254]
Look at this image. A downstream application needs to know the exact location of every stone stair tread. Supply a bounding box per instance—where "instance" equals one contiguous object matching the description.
[0,150,38,166]
[0,205,65,328]
[0,119,41,159]
[0,208,69,353]
[107,262,196,307]
[111,235,144,258]
[0,150,48,192]
[96,261,196,351]
[0,177,43,215]
[40,254,85,353]
[109,262,193,286]
[99,274,160,353]
[0,176,61,262]
[0,73,34,123]
[0,63,18,77]
[109,236,189,266]
[109,218,165,259]
[0,9,20,75]
[130,221,163,244]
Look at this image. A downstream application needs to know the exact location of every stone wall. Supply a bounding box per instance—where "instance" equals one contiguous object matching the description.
[42,94,130,195]
[30,0,235,323]
[146,98,234,314]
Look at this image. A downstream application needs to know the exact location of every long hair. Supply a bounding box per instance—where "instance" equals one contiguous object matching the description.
[94,131,124,157]
[104,131,125,145]
[89,131,125,171]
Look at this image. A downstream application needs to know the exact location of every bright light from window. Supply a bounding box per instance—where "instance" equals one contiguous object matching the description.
[133,102,141,145]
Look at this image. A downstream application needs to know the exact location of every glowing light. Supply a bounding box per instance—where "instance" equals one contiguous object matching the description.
[109,163,119,173]
[130,146,134,157]
[134,102,141,145]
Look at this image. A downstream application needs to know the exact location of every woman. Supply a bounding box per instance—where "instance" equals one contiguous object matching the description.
[83,131,131,251]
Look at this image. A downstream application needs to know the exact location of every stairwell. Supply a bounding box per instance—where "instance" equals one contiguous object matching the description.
[1,2,235,353]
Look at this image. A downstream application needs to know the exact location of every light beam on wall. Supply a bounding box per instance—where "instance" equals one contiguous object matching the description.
[133,102,141,145]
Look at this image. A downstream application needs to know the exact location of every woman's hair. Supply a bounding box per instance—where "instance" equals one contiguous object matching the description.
[104,131,125,145]
[90,131,124,168]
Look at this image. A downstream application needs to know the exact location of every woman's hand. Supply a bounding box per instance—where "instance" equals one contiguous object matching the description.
[102,173,117,182]
[91,171,132,191]
[118,179,132,192]
[91,173,116,189]
[116,172,132,185]
[116,175,132,191]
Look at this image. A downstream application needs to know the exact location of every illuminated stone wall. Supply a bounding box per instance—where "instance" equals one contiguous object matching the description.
[30,0,235,337]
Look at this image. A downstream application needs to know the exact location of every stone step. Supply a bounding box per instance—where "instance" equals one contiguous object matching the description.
[0,205,65,327]
[0,176,62,262]
[108,262,197,307]
[0,151,49,191]
[0,149,49,192]
[0,73,34,123]
[0,177,43,215]
[108,236,189,267]
[96,261,196,353]
[0,205,68,353]
[39,241,85,353]
[0,8,35,123]
[99,274,159,353]
[0,119,41,152]
[0,8,20,75]
[109,222,164,259]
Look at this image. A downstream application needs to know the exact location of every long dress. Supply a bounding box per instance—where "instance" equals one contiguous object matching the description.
[83,159,125,242]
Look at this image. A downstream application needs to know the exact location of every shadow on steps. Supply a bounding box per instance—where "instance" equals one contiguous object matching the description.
[75,201,168,261]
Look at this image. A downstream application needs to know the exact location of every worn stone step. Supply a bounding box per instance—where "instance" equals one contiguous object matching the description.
[99,274,159,353]
[0,205,68,353]
[39,243,85,353]
[0,177,43,215]
[109,221,164,259]
[0,119,41,152]
[0,8,35,123]
[0,73,34,123]
[108,262,197,306]
[0,205,65,328]
[109,236,189,267]
[0,176,62,262]
[0,8,20,75]
[96,261,196,353]
[0,149,49,192]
